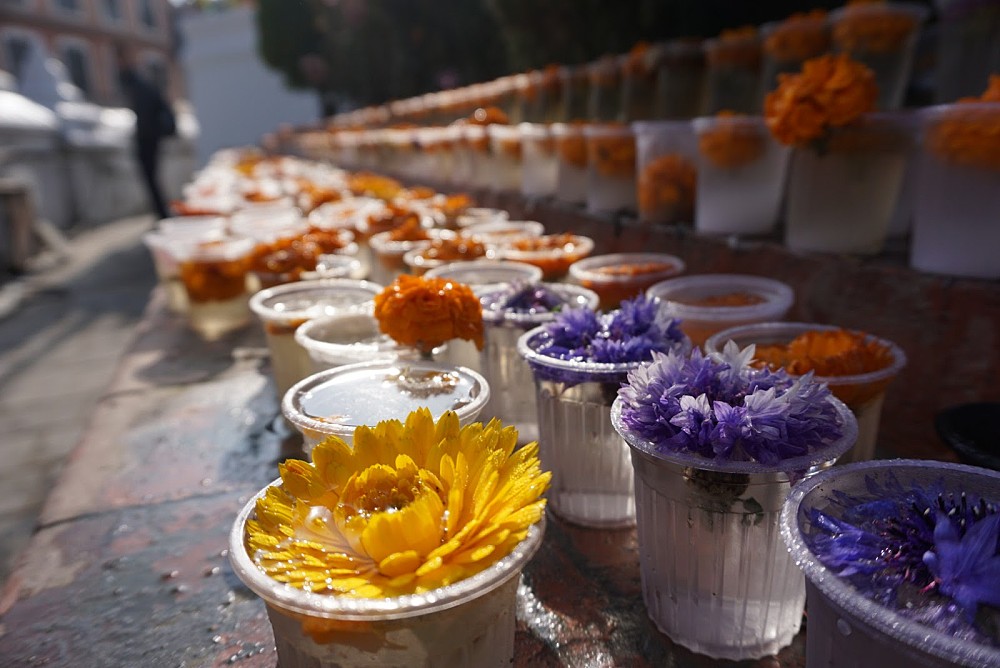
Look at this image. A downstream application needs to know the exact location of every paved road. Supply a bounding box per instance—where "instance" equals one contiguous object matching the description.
[0,215,156,585]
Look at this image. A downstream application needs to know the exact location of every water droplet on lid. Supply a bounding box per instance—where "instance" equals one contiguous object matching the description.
[837,618,852,636]
[204,566,221,577]
[212,635,223,644]
[201,478,213,486]
[161,570,180,580]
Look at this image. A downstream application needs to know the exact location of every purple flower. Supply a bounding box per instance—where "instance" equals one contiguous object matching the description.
[483,282,568,315]
[924,512,1000,620]
[617,342,842,464]
[807,472,1000,638]
[532,295,688,366]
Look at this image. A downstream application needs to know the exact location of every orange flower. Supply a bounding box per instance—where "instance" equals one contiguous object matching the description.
[557,132,588,168]
[927,78,1000,170]
[698,112,766,168]
[387,218,431,242]
[707,26,761,69]
[764,53,878,146]
[623,41,653,78]
[753,329,895,406]
[347,172,403,201]
[588,129,636,177]
[764,10,830,63]
[833,3,919,54]
[373,275,484,353]
[638,154,697,221]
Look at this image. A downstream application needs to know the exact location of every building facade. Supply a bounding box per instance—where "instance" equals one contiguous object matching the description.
[0,0,179,105]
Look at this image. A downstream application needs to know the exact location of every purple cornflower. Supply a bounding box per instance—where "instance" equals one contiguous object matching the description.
[533,295,687,365]
[616,342,843,465]
[482,282,568,315]
[807,471,1000,639]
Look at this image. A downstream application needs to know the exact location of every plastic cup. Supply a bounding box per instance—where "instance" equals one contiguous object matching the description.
[519,123,558,198]
[174,235,257,340]
[249,279,384,400]
[612,396,857,660]
[367,230,434,287]
[550,123,589,206]
[704,31,763,114]
[693,114,791,236]
[454,208,509,230]
[300,254,365,281]
[487,124,523,192]
[646,274,794,348]
[517,327,638,528]
[583,124,637,215]
[282,360,490,454]
[830,2,929,110]
[463,220,545,247]
[142,227,226,314]
[909,103,1000,279]
[229,484,544,668]
[496,233,594,281]
[633,120,699,225]
[479,283,599,446]
[568,252,685,310]
[780,459,1000,668]
[784,113,914,254]
[295,310,427,371]
[704,322,906,465]
[423,259,543,289]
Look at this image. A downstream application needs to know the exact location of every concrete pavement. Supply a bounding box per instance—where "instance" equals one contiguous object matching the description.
[0,214,156,585]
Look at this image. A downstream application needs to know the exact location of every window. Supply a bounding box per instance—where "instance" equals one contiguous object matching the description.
[3,36,32,82]
[139,0,157,29]
[103,0,122,21]
[62,45,91,98]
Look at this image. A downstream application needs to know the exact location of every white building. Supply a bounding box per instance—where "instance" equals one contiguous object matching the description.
[178,5,320,167]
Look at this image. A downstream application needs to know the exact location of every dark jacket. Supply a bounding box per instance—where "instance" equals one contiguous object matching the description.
[119,68,175,144]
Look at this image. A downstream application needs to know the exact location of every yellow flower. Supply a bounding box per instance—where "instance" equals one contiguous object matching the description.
[244,409,550,598]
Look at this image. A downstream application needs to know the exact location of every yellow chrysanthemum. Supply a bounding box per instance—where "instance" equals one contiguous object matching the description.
[244,409,550,598]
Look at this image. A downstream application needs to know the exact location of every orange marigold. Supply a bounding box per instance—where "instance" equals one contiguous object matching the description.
[764,10,830,63]
[927,76,1000,170]
[373,275,484,353]
[557,133,588,168]
[589,130,637,177]
[764,53,878,146]
[698,112,766,168]
[707,26,761,69]
[833,3,919,54]
[638,154,697,220]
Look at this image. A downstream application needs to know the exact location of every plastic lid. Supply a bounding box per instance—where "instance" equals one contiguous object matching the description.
[249,279,382,325]
[282,360,490,437]
[424,259,543,286]
[647,274,794,324]
[569,252,685,285]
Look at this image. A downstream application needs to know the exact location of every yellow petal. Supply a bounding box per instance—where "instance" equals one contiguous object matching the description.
[378,550,422,578]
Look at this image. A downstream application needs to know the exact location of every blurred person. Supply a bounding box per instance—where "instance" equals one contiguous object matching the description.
[116,43,174,220]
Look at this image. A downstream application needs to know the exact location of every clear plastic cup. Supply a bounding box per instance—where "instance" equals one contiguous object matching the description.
[487,124,523,192]
[693,114,791,236]
[249,279,384,400]
[424,259,543,289]
[282,360,490,454]
[519,123,558,198]
[230,205,307,242]
[454,207,509,229]
[583,124,637,215]
[517,327,639,528]
[157,215,228,237]
[142,227,227,314]
[646,274,795,348]
[229,483,544,668]
[633,120,699,225]
[780,459,1000,668]
[367,229,435,286]
[295,310,427,371]
[174,235,257,340]
[569,252,685,310]
[703,321,906,465]
[301,254,365,281]
[612,396,857,660]
[479,283,598,446]
[830,2,929,110]
[496,233,594,281]
[550,123,589,206]
[463,220,545,247]
[784,113,914,254]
